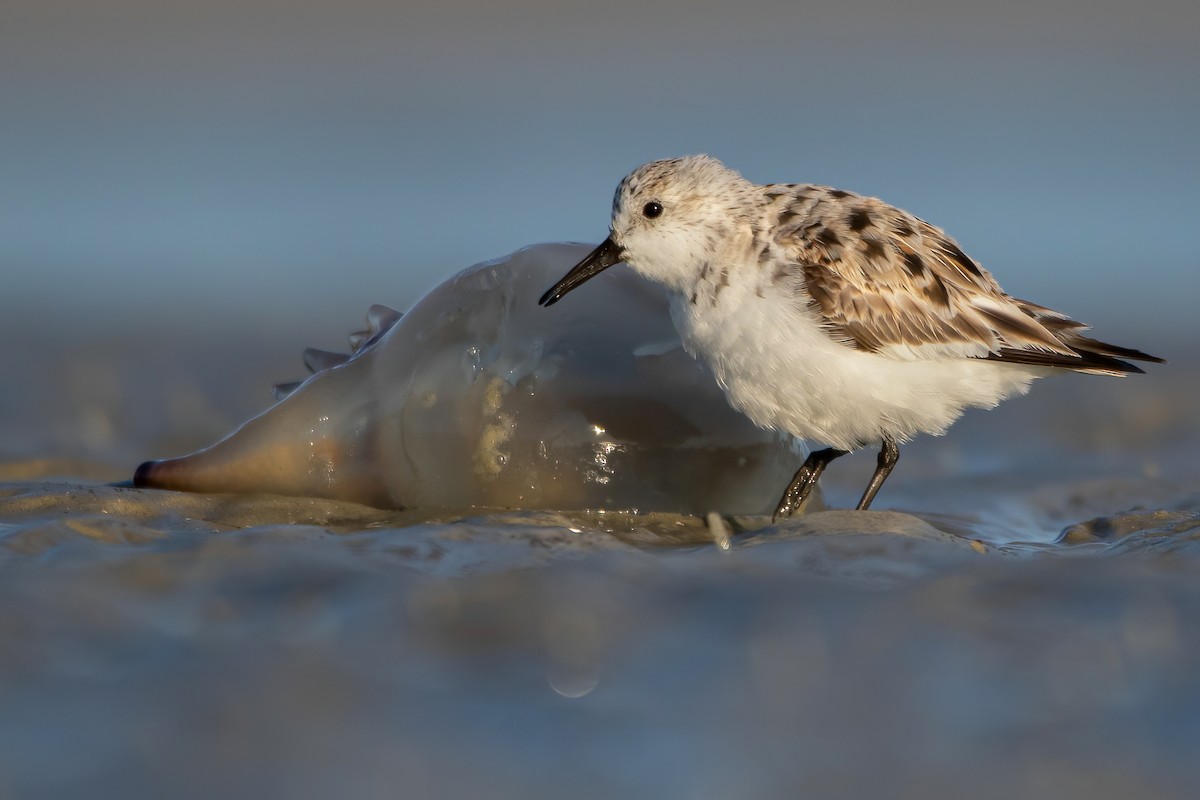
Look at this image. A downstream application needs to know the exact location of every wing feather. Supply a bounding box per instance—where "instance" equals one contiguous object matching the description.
[774,187,1152,373]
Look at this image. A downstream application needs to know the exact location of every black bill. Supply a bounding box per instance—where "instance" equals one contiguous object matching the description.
[538,237,626,306]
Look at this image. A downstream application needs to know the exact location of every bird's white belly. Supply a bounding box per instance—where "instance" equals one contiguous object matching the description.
[671,285,1047,451]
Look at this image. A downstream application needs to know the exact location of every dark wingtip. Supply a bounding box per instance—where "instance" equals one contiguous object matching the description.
[1072,337,1166,365]
[987,348,1148,376]
[538,288,561,307]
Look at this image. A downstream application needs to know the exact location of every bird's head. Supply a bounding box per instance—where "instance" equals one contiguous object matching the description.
[540,155,758,306]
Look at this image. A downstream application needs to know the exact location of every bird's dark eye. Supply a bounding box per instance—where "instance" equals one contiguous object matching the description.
[642,201,663,219]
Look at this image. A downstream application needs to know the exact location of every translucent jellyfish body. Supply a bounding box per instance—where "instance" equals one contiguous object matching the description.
[135,243,801,513]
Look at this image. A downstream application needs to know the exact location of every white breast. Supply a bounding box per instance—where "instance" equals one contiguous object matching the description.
[669,275,1049,451]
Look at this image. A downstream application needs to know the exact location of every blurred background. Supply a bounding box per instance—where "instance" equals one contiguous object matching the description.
[4,5,1200,798]
[1,0,1197,465]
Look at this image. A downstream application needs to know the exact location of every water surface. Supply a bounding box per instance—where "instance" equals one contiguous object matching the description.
[1,331,1197,798]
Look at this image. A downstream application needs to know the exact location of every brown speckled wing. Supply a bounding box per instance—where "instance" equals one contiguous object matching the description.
[776,188,1079,360]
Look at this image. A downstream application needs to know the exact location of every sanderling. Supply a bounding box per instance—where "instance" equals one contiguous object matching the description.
[539,155,1163,518]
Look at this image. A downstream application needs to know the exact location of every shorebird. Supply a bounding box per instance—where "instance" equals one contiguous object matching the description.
[540,155,1162,518]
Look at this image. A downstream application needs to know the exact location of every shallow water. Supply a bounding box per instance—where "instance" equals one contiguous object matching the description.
[2,326,1199,798]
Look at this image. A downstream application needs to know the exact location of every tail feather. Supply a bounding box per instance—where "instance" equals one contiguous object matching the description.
[996,298,1165,376]
[986,348,1145,376]
[986,332,1163,377]
[1066,335,1165,365]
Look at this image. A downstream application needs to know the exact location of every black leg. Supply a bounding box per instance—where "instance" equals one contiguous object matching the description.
[773,447,848,521]
[855,437,900,510]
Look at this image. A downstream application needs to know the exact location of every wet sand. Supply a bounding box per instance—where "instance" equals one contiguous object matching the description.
[2,330,1198,798]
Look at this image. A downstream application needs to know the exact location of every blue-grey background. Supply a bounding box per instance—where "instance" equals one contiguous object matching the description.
[3,0,1197,348]
[4,6,1200,798]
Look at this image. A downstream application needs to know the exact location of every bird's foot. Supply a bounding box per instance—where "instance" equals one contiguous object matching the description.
[771,447,848,522]
[771,467,820,522]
